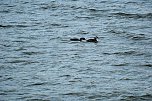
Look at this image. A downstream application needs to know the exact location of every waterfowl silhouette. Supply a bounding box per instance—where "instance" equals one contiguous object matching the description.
[70,36,98,43]
[70,37,85,41]
[86,36,98,43]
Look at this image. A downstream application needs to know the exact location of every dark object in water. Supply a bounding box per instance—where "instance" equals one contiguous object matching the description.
[70,37,85,41]
[86,36,98,43]
[70,36,98,43]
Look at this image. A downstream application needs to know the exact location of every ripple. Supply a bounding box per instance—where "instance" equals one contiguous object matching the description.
[112,12,152,19]
[0,92,7,95]
[7,60,28,64]
[6,59,38,65]
[112,63,129,67]
[59,74,71,78]
[88,94,103,100]
[109,30,151,41]
[121,94,152,101]
[62,92,87,97]
[141,64,152,67]
[76,16,95,19]
[26,82,47,87]
[24,98,50,101]
[103,50,146,57]
[0,24,30,28]
[3,77,13,81]
[127,34,150,41]
[0,10,10,13]
[39,2,60,10]
[12,40,27,43]
[0,76,13,82]
[120,77,132,80]
[88,8,110,13]
[114,51,136,55]
[0,25,13,28]
[22,51,44,55]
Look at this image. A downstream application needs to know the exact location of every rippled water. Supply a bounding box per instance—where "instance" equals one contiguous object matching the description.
[0,0,152,101]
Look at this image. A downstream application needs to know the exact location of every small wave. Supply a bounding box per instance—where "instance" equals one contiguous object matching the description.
[88,8,109,12]
[1,89,17,93]
[15,25,29,28]
[120,77,132,80]
[0,92,7,95]
[7,60,28,64]
[39,3,59,10]
[88,95,103,100]
[0,25,13,28]
[103,51,142,56]
[103,52,112,55]
[112,12,152,19]
[109,30,127,35]
[12,40,28,43]
[3,77,13,81]
[112,63,129,66]
[141,64,152,67]
[114,51,136,55]
[21,1,30,4]
[22,51,43,55]
[62,92,86,96]
[122,94,152,101]
[51,23,62,26]
[26,82,47,87]
[125,1,137,4]
[0,10,10,13]
[59,74,71,78]
[47,23,69,28]
[89,8,98,12]
[24,98,50,101]
[0,76,13,82]
[70,6,84,10]
[6,59,38,65]
[126,34,149,41]
[76,16,94,19]
[0,24,30,28]
[109,30,149,41]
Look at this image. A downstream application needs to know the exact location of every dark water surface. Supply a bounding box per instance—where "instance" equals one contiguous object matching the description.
[0,0,152,101]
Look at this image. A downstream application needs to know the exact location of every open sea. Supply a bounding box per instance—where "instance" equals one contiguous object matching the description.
[0,0,152,101]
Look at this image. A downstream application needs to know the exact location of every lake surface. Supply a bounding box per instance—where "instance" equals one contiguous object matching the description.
[0,0,152,101]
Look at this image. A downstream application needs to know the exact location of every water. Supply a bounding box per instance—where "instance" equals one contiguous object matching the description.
[0,0,152,101]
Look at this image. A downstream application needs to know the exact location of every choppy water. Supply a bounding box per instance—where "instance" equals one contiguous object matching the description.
[0,0,152,101]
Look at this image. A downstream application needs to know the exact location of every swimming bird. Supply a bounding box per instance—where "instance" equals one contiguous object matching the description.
[70,37,86,41]
[86,36,98,43]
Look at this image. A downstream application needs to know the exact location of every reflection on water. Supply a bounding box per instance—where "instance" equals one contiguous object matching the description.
[0,0,152,101]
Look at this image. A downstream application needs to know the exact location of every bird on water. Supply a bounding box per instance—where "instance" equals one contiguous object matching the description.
[70,37,85,41]
[86,36,98,43]
[70,36,98,43]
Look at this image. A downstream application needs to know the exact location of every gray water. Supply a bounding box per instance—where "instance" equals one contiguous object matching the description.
[0,0,152,101]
